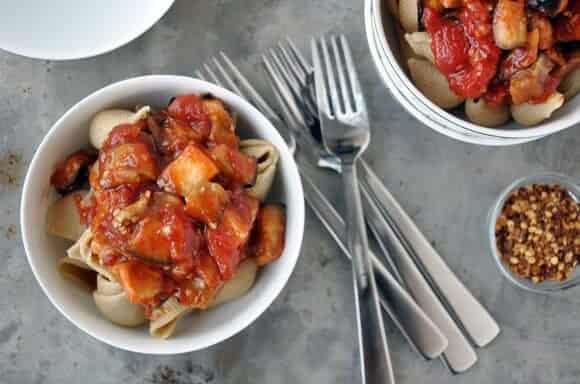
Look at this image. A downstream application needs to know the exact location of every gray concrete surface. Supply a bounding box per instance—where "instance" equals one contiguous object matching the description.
[1,1,580,383]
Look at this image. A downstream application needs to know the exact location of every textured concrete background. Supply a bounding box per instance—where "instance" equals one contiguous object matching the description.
[1,1,580,383]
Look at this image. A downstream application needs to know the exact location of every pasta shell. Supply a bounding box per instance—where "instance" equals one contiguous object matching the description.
[93,291,146,328]
[399,0,420,32]
[558,68,580,100]
[96,273,124,296]
[57,257,96,292]
[240,139,279,201]
[89,106,151,149]
[46,190,88,241]
[149,297,191,339]
[408,58,464,109]
[67,229,116,281]
[465,99,510,127]
[510,92,564,126]
[404,32,435,63]
[211,259,258,307]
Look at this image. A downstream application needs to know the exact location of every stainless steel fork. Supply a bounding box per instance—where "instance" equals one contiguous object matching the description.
[312,34,394,384]
[272,36,502,372]
[261,51,449,361]
[195,52,447,363]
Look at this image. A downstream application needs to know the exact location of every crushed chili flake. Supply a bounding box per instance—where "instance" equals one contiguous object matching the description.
[495,184,580,283]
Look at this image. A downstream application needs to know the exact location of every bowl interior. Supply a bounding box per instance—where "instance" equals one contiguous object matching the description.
[372,0,580,139]
[21,76,305,354]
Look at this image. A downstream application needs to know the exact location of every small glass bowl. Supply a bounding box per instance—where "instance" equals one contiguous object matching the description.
[488,173,580,294]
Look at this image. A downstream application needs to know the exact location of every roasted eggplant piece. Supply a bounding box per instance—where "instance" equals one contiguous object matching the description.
[528,0,568,16]
[50,149,97,193]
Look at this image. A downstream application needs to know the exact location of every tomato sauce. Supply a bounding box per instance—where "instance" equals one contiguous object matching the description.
[422,0,500,99]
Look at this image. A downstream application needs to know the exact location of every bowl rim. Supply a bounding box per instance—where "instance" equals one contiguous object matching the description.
[20,75,305,354]
[364,0,538,146]
[366,0,579,140]
[0,0,175,61]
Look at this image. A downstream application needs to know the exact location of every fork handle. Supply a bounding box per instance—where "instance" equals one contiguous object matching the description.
[343,163,395,384]
[359,160,500,348]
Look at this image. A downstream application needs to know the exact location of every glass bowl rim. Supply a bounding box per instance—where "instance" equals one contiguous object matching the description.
[488,172,580,294]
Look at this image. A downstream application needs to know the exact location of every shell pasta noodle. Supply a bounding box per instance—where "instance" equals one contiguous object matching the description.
[47,93,287,339]
[395,0,580,127]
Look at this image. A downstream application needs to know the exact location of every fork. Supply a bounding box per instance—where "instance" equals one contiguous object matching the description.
[196,52,448,361]
[271,36,500,370]
[312,34,395,384]
[260,51,449,362]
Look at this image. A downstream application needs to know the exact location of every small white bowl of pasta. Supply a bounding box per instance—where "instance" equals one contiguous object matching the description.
[21,75,305,354]
[365,0,580,145]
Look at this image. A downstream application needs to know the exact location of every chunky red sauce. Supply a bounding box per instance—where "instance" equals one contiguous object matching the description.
[483,82,510,107]
[423,1,500,99]
[54,94,287,317]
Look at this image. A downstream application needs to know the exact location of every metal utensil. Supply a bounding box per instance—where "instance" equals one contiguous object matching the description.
[195,53,447,361]
[269,39,477,373]
[275,36,500,352]
[312,34,395,384]
[261,53,448,361]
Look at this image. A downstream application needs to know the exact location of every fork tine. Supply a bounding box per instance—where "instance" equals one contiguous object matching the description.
[320,37,341,117]
[331,35,353,114]
[218,52,279,118]
[211,55,244,96]
[269,49,303,105]
[339,35,365,112]
[278,42,306,88]
[285,37,312,80]
[262,54,306,129]
[277,41,318,119]
[264,63,299,130]
[203,63,224,87]
[311,37,332,118]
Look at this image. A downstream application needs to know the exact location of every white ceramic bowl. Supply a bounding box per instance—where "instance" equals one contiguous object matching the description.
[20,75,305,354]
[0,0,174,60]
[364,0,580,145]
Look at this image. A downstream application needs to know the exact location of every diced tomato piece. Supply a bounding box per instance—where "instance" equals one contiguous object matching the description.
[206,191,259,279]
[206,227,241,280]
[158,143,219,197]
[151,115,207,159]
[179,251,223,308]
[203,98,239,148]
[101,120,147,150]
[130,192,200,274]
[97,142,159,189]
[50,150,96,193]
[185,182,230,226]
[114,261,164,305]
[167,94,211,140]
[221,191,260,244]
[130,215,173,263]
[209,144,257,186]
[251,204,286,266]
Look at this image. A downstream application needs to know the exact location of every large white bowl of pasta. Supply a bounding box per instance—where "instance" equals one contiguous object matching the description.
[21,75,305,354]
[365,0,580,145]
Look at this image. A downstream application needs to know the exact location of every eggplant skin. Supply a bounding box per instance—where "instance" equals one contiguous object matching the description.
[527,0,568,16]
